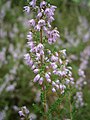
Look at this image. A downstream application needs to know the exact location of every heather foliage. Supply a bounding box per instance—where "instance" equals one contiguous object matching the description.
[0,0,90,120]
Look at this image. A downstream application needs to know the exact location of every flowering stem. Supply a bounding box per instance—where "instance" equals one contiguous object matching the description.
[43,89,47,120]
[40,28,43,64]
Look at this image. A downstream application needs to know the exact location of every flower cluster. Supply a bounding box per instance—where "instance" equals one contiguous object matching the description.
[24,0,74,94]
[18,106,37,120]
[24,0,60,44]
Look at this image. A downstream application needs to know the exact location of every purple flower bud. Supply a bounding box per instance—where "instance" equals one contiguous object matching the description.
[22,106,29,114]
[52,88,56,92]
[34,74,40,82]
[37,12,42,19]
[65,79,70,84]
[55,84,59,89]
[38,19,46,27]
[43,26,48,33]
[30,0,36,8]
[29,59,33,66]
[39,77,44,85]
[28,19,35,27]
[40,50,44,55]
[33,69,39,74]
[31,65,36,70]
[50,62,57,69]
[45,8,54,17]
[18,111,25,117]
[51,55,58,62]
[46,78,51,83]
[53,70,58,74]
[36,53,41,60]
[30,46,37,53]
[34,25,41,31]
[47,49,51,54]
[23,6,30,13]
[24,53,30,60]
[52,81,56,86]
[50,5,57,12]
[45,73,50,79]
[47,22,51,28]
[48,38,53,44]
[48,16,54,23]
[40,1,46,8]
[57,71,66,76]
[60,84,66,90]
[27,41,34,49]
[27,32,33,41]
[37,43,44,51]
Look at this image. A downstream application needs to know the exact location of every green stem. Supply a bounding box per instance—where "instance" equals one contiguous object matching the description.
[69,93,73,120]
[43,89,47,120]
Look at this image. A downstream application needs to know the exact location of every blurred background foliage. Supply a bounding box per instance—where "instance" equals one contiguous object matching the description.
[0,0,90,120]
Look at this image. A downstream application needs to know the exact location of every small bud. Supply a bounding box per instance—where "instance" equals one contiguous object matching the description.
[34,74,40,82]
[52,88,56,92]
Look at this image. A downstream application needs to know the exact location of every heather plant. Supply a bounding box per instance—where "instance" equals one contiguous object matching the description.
[0,0,90,120]
[19,0,75,120]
